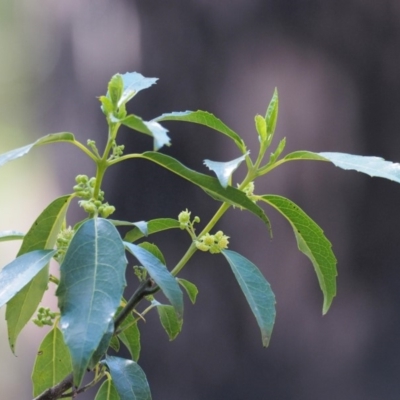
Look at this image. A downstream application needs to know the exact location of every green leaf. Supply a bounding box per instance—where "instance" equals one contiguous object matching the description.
[0,133,75,168]
[109,335,120,352]
[124,242,183,319]
[139,152,271,230]
[118,313,141,362]
[255,114,267,142]
[153,110,246,153]
[109,220,148,236]
[203,152,248,189]
[177,278,199,304]
[108,74,124,107]
[56,218,127,386]
[6,195,72,353]
[283,150,328,162]
[106,356,152,400]
[118,72,158,108]
[268,138,286,164]
[0,250,56,308]
[95,379,121,400]
[118,115,170,151]
[221,250,276,347]
[152,300,183,341]
[0,231,24,242]
[138,242,166,264]
[319,152,400,183]
[265,88,279,137]
[124,218,180,243]
[261,195,337,314]
[32,327,73,398]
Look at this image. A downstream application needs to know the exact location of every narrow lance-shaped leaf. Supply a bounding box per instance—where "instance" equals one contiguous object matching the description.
[124,242,183,319]
[56,218,127,387]
[0,250,55,308]
[261,195,337,314]
[265,88,279,138]
[221,250,276,347]
[152,300,183,341]
[0,231,24,242]
[95,378,121,400]
[32,327,73,398]
[138,152,271,231]
[0,133,75,168]
[6,195,72,353]
[153,110,246,153]
[204,152,249,189]
[177,278,199,304]
[124,218,180,243]
[106,356,152,400]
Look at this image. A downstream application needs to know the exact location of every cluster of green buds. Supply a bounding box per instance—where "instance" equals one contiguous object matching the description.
[242,181,259,202]
[195,231,230,254]
[178,209,200,238]
[110,140,125,160]
[33,307,58,327]
[133,265,147,282]
[73,175,115,217]
[55,226,75,263]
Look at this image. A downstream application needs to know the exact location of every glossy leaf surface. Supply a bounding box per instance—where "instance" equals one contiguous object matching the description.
[261,195,337,314]
[124,218,180,243]
[124,242,183,319]
[154,110,245,152]
[0,250,55,308]
[154,301,183,340]
[0,133,75,168]
[6,195,72,352]
[106,356,152,400]
[32,327,72,397]
[57,218,127,386]
[139,152,271,229]
[118,72,158,108]
[95,379,121,400]
[221,250,276,347]
[109,220,148,236]
[204,153,248,188]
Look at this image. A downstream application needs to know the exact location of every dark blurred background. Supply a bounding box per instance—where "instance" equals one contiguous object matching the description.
[2,1,400,399]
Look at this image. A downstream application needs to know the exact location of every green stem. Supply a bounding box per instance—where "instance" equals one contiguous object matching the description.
[72,140,98,162]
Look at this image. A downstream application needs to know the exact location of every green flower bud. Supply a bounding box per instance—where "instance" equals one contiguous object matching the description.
[202,233,215,246]
[178,209,191,224]
[195,241,210,252]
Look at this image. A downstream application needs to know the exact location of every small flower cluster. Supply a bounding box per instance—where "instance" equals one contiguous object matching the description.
[73,175,115,217]
[55,226,75,263]
[178,209,200,237]
[195,231,229,254]
[33,307,58,327]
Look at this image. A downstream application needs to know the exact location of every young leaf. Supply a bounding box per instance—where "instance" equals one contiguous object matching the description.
[118,72,158,108]
[138,242,166,264]
[118,115,170,151]
[109,335,121,352]
[108,74,124,107]
[0,133,75,168]
[261,195,337,314]
[95,378,121,400]
[153,110,246,153]
[124,242,183,319]
[283,150,329,163]
[0,250,56,308]
[139,152,271,230]
[0,230,24,242]
[221,250,276,347]
[319,152,400,183]
[56,218,127,387]
[6,195,72,353]
[118,314,141,362]
[124,218,180,243]
[265,88,279,138]
[105,355,152,400]
[177,278,199,304]
[32,327,73,398]
[203,152,248,188]
[268,138,286,164]
[153,300,183,341]
[255,114,267,142]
